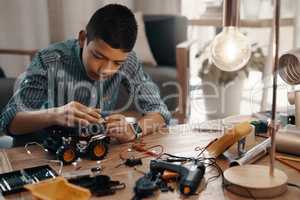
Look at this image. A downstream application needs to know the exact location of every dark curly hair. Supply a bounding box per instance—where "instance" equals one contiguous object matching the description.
[86,4,138,52]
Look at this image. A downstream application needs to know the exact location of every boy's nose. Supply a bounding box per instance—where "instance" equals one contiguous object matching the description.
[97,61,113,74]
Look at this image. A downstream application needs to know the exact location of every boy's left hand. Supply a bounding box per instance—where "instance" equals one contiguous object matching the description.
[105,114,136,143]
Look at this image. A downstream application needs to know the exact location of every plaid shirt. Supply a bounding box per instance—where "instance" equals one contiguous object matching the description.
[0,39,171,134]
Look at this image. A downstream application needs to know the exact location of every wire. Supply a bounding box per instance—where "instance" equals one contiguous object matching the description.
[24,142,48,155]
[160,151,224,189]
[287,182,300,190]
[200,155,256,200]
[205,163,223,184]
[160,153,194,161]
[24,142,63,175]
[224,183,256,200]
[195,139,218,158]
[48,160,64,175]
[120,143,165,161]
[132,143,165,158]
[194,142,224,186]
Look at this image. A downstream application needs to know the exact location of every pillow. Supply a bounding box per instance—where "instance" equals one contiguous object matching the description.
[133,12,157,66]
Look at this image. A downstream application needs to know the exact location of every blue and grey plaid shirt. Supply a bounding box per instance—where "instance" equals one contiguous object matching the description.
[0,39,171,135]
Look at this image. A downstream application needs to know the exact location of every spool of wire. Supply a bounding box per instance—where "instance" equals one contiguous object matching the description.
[279,49,300,85]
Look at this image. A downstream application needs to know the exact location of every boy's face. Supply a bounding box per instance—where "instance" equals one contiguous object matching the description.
[79,31,129,81]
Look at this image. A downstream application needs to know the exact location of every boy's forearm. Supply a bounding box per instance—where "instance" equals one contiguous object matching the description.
[9,108,57,135]
[138,112,166,136]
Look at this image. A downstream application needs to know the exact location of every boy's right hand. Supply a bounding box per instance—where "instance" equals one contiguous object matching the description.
[52,101,104,127]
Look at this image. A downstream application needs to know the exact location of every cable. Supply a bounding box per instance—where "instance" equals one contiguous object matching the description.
[224,183,256,200]
[48,160,63,175]
[195,142,213,158]
[160,153,194,161]
[24,142,48,155]
[131,143,165,158]
[160,152,225,189]
[24,142,63,175]
[117,144,165,169]
[287,182,300,190]
[205,163,223,184]
[201,157,257,200]
[120,144,165,161]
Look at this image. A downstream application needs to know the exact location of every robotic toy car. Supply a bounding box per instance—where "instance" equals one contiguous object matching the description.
[44,123,109,164]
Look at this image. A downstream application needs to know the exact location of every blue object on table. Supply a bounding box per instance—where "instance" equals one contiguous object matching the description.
[250,120,268,134]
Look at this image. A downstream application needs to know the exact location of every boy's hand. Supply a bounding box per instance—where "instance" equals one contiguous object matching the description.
[105,114,136,143]
[52,101,104,127]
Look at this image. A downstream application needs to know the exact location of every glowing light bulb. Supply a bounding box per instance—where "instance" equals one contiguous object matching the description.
[210,27,251,71]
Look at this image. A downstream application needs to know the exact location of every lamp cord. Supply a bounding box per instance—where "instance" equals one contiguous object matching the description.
[287,182,300,190]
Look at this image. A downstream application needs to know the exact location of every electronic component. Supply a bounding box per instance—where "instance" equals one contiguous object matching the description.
[131,122,143,139]
[44,123,110,164]
[115,158,143,168]
[0,165,57,195]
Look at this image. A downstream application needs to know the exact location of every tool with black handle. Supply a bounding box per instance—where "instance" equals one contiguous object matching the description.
[150,159,205,195]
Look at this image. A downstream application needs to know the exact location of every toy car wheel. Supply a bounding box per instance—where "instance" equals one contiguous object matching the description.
[89,140,108,160]
[56,145,77,164]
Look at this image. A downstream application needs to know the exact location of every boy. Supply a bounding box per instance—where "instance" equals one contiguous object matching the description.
[0,4,171,144]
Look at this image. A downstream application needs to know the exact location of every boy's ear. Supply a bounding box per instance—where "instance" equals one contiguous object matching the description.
[78,30,86,48]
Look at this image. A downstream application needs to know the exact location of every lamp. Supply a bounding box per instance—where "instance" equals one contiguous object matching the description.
[210,0,251,71]
[210,0,288,198]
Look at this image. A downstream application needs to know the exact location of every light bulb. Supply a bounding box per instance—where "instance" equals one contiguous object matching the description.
[210,27,251,71]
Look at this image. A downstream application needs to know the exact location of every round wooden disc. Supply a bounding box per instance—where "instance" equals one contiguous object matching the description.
[224,165,288,198]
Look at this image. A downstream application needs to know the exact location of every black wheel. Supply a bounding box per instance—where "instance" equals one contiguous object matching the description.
[56,145,77,164]
[88,140,108,160]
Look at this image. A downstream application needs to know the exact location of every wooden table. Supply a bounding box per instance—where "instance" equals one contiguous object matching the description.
[0,124,299,200]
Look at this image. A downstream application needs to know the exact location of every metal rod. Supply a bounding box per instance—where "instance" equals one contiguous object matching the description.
[223,0,240,27]
[295,91,300,128]
[269,0,280,177]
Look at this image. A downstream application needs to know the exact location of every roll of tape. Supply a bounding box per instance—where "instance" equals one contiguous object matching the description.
[276,129,300,156]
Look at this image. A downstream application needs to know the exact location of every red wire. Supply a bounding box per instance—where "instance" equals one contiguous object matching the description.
[119,143,165,160]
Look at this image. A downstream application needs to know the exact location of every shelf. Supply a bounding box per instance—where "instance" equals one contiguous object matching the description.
[188,17,294,28]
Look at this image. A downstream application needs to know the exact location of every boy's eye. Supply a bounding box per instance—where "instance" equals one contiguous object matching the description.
[114,61,123,66]
[92,52,103,59]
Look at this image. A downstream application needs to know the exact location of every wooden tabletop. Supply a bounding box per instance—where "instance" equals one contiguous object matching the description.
[1,124,299,200]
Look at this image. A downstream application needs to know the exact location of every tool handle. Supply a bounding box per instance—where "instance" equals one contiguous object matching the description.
[150,160,205,195]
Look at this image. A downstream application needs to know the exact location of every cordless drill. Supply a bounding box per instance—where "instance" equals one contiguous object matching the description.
[150,159,205,195]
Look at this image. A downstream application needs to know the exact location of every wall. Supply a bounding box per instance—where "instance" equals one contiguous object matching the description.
[134,0,180,14]
[48,0,134,43]
[0,0,50,77]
